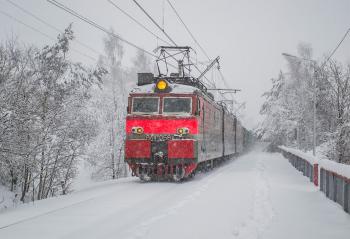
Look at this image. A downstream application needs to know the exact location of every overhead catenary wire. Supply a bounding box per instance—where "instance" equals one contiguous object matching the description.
[164,0,234,94]
[166,0,211,61]
[321,28,350,69]
[46,0,218,89]
[47,0,156,58]
[107,0,172,46]
[0,10,98,63]
[131,0,214,86]
[46,0,178,70]
[314,28,350,95]
[106,0,193,75]
[132,0,177,46]
[5,0,103,56]
[162,0,165,30]
[283,28,350,94]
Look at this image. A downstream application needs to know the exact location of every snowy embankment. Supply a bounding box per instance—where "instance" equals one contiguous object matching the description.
[279,145,350,179]
[0,144,350,239]
[0,185,16,212]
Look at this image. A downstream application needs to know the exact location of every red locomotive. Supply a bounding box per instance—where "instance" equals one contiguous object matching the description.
[124,47,248,181]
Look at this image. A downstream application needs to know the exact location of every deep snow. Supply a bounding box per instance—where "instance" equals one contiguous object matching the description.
[0,144,349,239]
[279,145,350,179]
[0,185,16,212]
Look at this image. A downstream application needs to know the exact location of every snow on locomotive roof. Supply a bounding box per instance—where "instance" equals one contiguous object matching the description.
[130,83,198,94]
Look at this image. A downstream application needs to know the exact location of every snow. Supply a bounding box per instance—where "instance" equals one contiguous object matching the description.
[278,145,318,165]
[131,83,199,94]
[279,145,350,179]
[318,158,350,179]
[0,144,350,239]
[0,185,16,212]
[72,159,94,191]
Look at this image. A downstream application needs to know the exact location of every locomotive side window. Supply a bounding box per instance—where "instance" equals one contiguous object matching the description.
[163,97,192,114]
[196,98,201,115]
[132,97,159,114]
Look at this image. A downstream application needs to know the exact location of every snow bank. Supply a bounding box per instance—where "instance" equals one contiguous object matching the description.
[278,146,318,165]
[0,185,16,212]
[131,83,198,94]
[318,158,350,179]
[278,145,350,179]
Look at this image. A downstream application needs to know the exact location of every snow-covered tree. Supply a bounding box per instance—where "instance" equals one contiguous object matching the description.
[86,34,153,180]
[260,43,350,164]
[0,25,105,202]
[87,29,127,180]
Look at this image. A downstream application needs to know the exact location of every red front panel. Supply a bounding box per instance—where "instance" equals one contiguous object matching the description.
[168,140,195,159]
[125,140,151,159]
[314,164,319,186]
[126,117,198,134]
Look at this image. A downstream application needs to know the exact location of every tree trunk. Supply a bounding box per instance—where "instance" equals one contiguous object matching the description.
[37,149,45,200]
[20,163,29,202]
[62,149,76,195]
[45,148,61,198]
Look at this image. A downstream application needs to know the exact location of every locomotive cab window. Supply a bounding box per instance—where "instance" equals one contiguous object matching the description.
[132,97,159,114]
[163,97,192,115]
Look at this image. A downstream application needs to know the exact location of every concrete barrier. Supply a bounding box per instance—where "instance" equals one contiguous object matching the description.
[278,147,317,186]
[278,146,350,215]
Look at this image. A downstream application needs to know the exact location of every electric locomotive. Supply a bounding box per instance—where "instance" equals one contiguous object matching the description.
[124,46,247,181]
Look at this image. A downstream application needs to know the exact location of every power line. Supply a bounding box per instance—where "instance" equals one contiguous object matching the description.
[132,0,177,46]
[163,0,223,89]
[131,0,216,87]
[5,0,102,56]
[166,0,211,61]
[163,0,233,93]
[107,0,193,74]
[107,0,198,79]
[0,10,97,62]
[107,0,172,46]
[46,0,181,70]
[0,10,52,41]
[46,0,214,87]
[321,28,350,69]
[46,0,158,59]
[131,0,206,81]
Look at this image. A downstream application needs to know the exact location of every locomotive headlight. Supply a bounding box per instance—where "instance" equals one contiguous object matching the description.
[132,126,144,134]
[156,79,168,90]
[177,127,189,135]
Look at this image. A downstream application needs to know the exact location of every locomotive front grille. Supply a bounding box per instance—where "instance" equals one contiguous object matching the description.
[151,141,168,164]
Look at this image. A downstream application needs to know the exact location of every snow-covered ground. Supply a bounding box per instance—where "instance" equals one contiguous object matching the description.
[279,145,350,179]
[0,185,16,212]
[0,144,349,239]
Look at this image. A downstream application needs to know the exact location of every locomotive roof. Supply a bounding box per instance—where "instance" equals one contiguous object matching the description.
[130,83,199,94]
[130,82,237,118]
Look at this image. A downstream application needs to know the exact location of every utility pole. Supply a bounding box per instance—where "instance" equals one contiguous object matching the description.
[281,28,350,156]
[312,64,317,156]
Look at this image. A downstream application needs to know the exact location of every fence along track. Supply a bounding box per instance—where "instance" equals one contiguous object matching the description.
[278,146,350,214]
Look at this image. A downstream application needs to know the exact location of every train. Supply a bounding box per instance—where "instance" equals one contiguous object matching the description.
[124,46,253,181]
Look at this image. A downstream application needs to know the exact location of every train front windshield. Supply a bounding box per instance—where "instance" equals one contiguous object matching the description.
[132,97,159,114]
[163,97,191,114]
[131,97,192,115]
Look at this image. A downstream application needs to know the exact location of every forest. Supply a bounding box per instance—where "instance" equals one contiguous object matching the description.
[0,25,151,203]
[260,43,350,165]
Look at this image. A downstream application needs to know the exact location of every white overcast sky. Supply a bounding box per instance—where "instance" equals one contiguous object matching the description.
[1,0,350,129]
